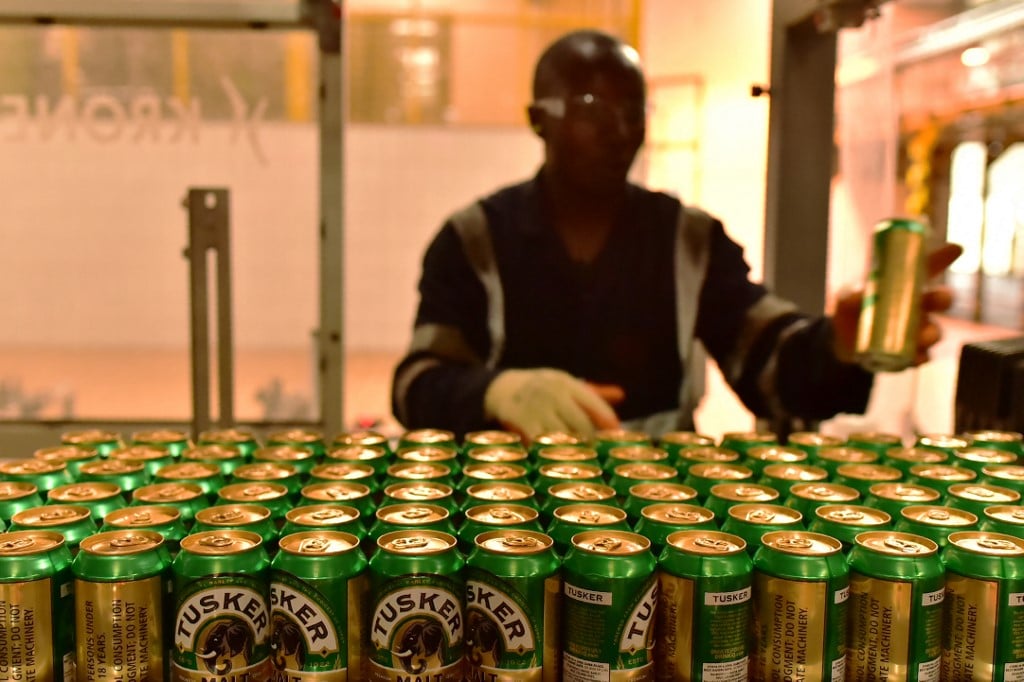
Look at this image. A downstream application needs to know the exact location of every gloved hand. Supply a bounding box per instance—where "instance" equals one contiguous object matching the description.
[484,368,620,441]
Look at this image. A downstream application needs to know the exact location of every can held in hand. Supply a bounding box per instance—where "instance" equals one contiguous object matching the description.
[73,530,173,681]
[656,530,752,681]
[465,529,561,681]
[855,217,929,372]
[562,530,658,682]
[270,531,368,681]
[847,531,945,682]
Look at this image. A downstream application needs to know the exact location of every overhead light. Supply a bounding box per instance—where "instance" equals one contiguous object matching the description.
[961,46,990,67]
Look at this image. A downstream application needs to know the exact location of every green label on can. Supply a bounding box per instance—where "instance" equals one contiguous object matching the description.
[0,577,75,681]
[464,573,542,675]
[270,570,348,679]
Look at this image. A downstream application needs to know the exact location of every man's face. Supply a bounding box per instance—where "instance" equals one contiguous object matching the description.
[538,57,646,198]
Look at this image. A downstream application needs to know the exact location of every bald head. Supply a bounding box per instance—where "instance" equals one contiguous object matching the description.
[532,30,645,100]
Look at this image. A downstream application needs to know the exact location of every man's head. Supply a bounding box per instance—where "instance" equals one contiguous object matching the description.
[528,30,647,199]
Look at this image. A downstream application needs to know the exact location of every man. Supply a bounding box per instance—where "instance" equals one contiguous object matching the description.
[391,29,959,441]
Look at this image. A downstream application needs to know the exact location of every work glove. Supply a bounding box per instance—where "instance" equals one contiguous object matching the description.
[483,368,620,442]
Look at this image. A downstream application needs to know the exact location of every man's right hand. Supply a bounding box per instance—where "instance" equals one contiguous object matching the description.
[483,368,620,442]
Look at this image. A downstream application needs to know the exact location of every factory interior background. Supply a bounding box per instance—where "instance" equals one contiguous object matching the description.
[1,0,1023,446]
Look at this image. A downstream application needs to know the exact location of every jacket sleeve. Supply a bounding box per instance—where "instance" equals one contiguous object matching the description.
[696,221,873,421]
[390,220,501,436]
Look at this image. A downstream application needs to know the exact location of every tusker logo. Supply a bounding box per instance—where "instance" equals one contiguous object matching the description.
[465,579,535,667]
[175,586,269,671]
[619,580,658,655]
[371,587,462,674]
[270,581,339,671]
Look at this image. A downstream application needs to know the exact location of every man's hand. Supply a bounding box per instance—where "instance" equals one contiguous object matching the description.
[484,368,621,442]
[833,242,963,365]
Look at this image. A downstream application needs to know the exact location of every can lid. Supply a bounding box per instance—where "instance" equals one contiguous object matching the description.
[917,433,970,450]
[132,429,189,444]
[666,530,746,555]
[571,530,650,555]
[396,445,458,463]
[462,463,528,480]
[134,482,206,502]
[982,505,1024,525]
[954,447,1017,466]
[49,482,122,502]
[710,483,779,503]
[909,464,976,481]
[745,445,807,464]
[378,529,456,554]
[728,504,802,525]
[109,445,170,462]
[313,463,376,481]
[80,530,165,556]
[761,463,829,481]
[680,446,741,463]
[62,429,120,445]
[608,445,669,462]
[533,431,588,447]
[963,430,1023,445]
[948,483,1020,503]
[464,430,522,447]
[548,482,616,502]
[867,483,941,503]
[762,531,842,556]
[982,465,1024,482]
[553,504,627,525]
[815,504,890,526]
[385,462,452,479]
[687,463,753,480]
[887,447,948,464]
[787,482,860,502]
[81,459,145,476]
[0,481,39,500]
[34,445,98,463]
[721,431,777,445]
[900,504,977,527]
[627,482,699,502]
[0,530,66,555]
[836,463,902,481]
[385,482,454,502]
[466,446,529,465]
[0,458,67,475]
[787,432,845,448]
[105,505,182,527]
[948,531,1024,556]
[536,445,598,462]
[612,463,677,480]
[400,428,455,445]
[327,444,388,462]
[199,427,257,444]
[819,447,878,464]
[12,504,92,526]
[181,529,263,554]
[465,504,538,526]
[464,482,535,502]
[641,503,715,525]
[854,531,937,556]
[594,428,650,443]
[332,429,389,448]
[182,444,243,461]
[196,504,271,525]
[537,463,602,479]
[234,462,299,480]
[267,428,324,445]
[849,431,903,446]
[300,482,371,502]
[279,530,360,555]
[658,431,715,447]
[154,462,220,479]
[377,503,449,525]
[286,504,360,526]
[475,529,553,554]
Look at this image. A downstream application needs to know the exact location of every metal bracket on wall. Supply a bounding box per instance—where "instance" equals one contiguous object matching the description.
[183,188,234,438]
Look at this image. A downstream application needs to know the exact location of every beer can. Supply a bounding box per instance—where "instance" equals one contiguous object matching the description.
[465,529,561,681]
[462,429,524,453]
[48,481,127,527]
[396,445,462,479]
[787,432,846,460]
[633,503,716,557]
[299,481,376,521]
[460,463,531,492]
[368,530,464,681]
[833,462,903,496]
[854,216,928,372]
[181,444,247,476]
[603,445,671,475]
[751,531,849,680]
[863,481,943,520]
[721,503,804,556]
[895,505,979,551]
[607,463,677,498]
[533,463,604,497]
[719,432,777,458]
[271,531,368,680]
[951,447,1018,475]
[980,505,1024,542]
[814,445,879,477]
[0,530,76,680]
[0,458,74,494]
[281,503,366,542]
[171,530,271,680]
[656,530,753,681]
[656,431,715,466]
[742,445,807,478]
[397,428,458,452]
[908,463,977,495]
[885,447,950,474]
[458,503,543,553]
[131,429,192,458]
[944,482,1021,518]
[266,428,327,459]
[963,430,1024,458]
[809,504,893,552]
[535,445,600,469]
[847,431,904,458]
[593,429,652,463]
[9,504,95,553]
[73,530,172,681]
[325,444,391,478]
[153,462,226,501]
[62,428,123,457]
[198,427,260,459]
[331,429,392,456]
[623,482,700,523]
[529,431,590,458]
[916,433,971,457]
[676,446,741,478]
[547,503,631,555]
[847,531,945,681]
[109,444,176,479]
[101,505,189,554]
[982,464,1024,497]
[705,482,780,520]
[132,480,207,517]
[682,463,754,500]
[0,481,44,524]
[234,461,305,497]
[941,531,1024,679]
[33,444,100,477]
[79,460,150,501]
[382,462,455,490]
[461,481,540,513]
[193,504,279,552]
[381,481,460,519]
[562,530,658,681]
[542,481,618,521]
[758,463,829,497]
[368,503,458,544]
[464,445,531,473]
[783,482,861,520]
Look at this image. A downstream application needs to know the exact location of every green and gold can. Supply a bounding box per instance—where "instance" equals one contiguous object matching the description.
[533,463,604,497]
[608,462,679,498]
[131,428,191,458]
[561,530,658,681]
[952,447,1018,475]
[461,482,540,513]
[465,445,531,474]
[62,429,123,457]
[623,482,699,523]
[941,531,1024,680]
[131,482,208,525]
[656,431,716,465]
[676,446,742,478]
[462,429,523,453]
[101,505,189,554]
[542,481,618,521]
[368,503,458,544]
[0,481,44,524]
[79,459,150,501]
[719,431,777,458]
[980,505,1024,541]
[815,446,880,477]
[535,445,600,470]
[396,445,462,479]
[397,427,457,451]
[33,444,100,477]
[381,481,459,519]
[193,504,279,552]
[915,433,970,458]
[48,481,127,526]
[0,458,74,494]
[530,431,590,458]
[706,482,780,520]
[546,503,631,556]
[683,463,754,500]
[593,428,652,463]
[963,430,1024,458]
[864,482,943,520]
[153,462,225,501]
[382,462,455,490]
[460,463,530,492]
[895,505,979,551]
[758,463,830,497]
[982,465,1024,497]
[787,431,846,460]
[884,447,950,474]
[656,530,752,681]
[198,427,260,459]
[216,482,296,525]
[181,444,247,476]
[848,431,904,458]
[331,429,392,456]
[234,461,304,496]
[9,504,95,552]
[944,482,1021,519]
[465,529,560,681]
[909,463,977,495]
[299,481,376,521]
[751,531,849,680]
[603,445,671,475]
[847,531,945,681]
[743,445,807,478]
[266,428,327,459]
[833,463,903,496]
[0,530,76,680]
[108,444,176,479]
[73,530,173,681]
[325,444,391,478]
[368,530,464,680]
[254,445,320,477]
[459,503,544,553]
[281,504,366,542]
[270,531,368,680]
[783,482,861,520]
[171,530,271,680]
[721,503,804,556]
[311,462,379,493]
[633,503,716,556]
[807,504,892,552]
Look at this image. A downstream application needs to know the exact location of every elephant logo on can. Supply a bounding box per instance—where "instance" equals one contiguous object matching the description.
[465,609,502,668]
[270,613,306,672]
[197,618,253,675]
[392,618,445,674]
